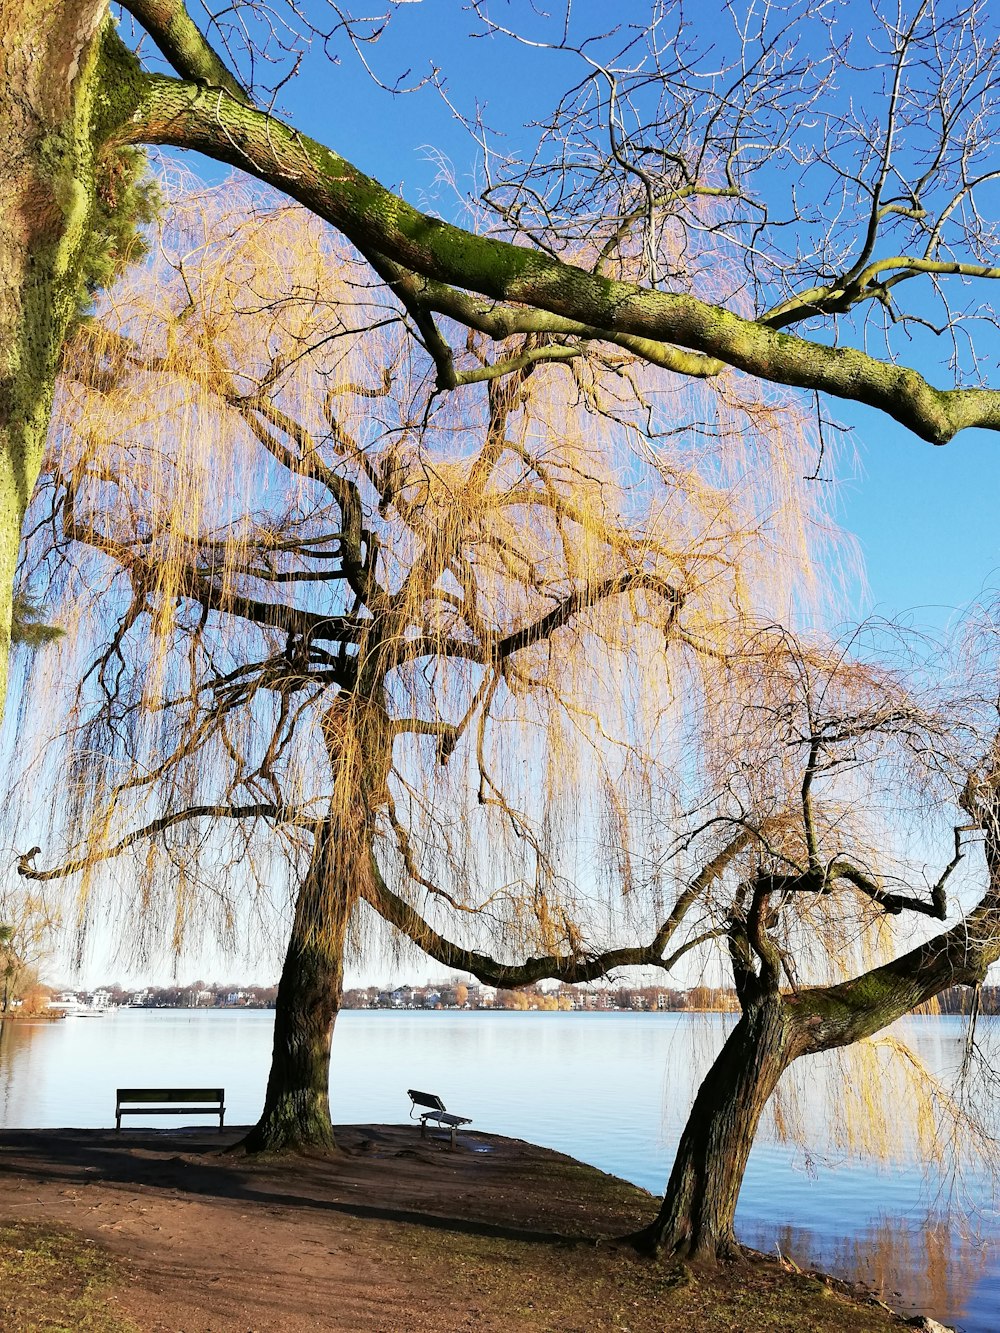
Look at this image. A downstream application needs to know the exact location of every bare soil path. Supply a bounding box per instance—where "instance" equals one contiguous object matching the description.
[0,1125,916,1332]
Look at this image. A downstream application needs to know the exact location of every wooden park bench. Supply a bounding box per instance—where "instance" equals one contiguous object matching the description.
[115,1087,226,1132]
[407,1088,472,1149]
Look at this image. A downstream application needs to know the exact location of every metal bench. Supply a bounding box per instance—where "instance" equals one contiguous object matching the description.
[115,1087,226,1132]
[407,1088,472,1149]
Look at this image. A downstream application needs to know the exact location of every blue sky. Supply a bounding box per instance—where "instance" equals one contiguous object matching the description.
[839,405,1000,631]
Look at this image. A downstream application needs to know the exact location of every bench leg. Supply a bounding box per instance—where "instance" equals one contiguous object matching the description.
[115,1113,121,1131]
[450,1125,456,1150]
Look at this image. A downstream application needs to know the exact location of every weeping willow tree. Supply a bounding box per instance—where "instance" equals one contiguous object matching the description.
[610,619,1000,1263]
[10,185,840,1154]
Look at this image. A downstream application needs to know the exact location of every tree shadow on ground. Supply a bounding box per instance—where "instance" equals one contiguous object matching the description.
[0,1125,651,1248]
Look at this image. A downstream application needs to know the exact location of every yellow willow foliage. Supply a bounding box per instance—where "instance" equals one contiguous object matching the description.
[11,180,853,967]
[768,1031,997,1183]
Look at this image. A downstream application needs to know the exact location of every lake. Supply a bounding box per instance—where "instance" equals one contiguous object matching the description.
[0,1007,996,1331]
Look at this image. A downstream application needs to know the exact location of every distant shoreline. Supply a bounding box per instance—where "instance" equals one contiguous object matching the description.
[49,976,994,1015]
[33,1003,985,1017]
[80,1002,738,1014]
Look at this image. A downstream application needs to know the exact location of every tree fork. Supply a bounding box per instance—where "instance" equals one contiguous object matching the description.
[627,887,1000,1267]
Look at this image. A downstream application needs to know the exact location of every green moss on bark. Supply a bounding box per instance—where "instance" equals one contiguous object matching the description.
[0,14,157,711]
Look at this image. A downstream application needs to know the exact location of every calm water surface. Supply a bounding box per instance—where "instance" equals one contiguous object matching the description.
[0,1008,996,1331]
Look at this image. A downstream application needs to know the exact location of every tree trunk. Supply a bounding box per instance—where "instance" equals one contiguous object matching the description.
[0,1,117,710]
[632,995,801,1262]
[239,817,355,1154]
[241,697,392,1154]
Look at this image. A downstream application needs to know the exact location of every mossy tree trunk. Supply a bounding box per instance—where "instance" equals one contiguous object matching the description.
[633,884,1000,1266]
[0,2,123,709]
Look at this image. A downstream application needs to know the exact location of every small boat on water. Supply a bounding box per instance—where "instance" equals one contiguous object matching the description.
[47,993,113,1017]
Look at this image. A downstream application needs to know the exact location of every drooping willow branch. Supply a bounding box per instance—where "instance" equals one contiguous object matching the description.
[17,801,316,883]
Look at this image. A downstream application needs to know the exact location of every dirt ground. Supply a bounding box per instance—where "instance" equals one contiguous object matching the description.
[0,1124,919,1332]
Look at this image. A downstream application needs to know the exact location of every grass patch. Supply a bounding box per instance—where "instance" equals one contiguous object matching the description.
[398,1225,905,1331]
[0,1224,139,1333]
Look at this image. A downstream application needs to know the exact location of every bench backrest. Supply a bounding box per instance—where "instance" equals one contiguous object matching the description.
[408,1088,446,1112]
[116,1088,223,1104]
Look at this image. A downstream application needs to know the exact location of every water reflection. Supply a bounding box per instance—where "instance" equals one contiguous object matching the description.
[0,1018,38,1125]
[0,1009,995,1331]
[738,1212,990,1325]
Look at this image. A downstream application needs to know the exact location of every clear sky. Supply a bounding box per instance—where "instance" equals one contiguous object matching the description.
[838,407,1000,630]
[31,1,1000,985]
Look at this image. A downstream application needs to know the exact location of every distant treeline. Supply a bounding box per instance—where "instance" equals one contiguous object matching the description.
[341,982,743,1012]
[343,981,1000,1014]
[915,985,1000,1015]
[69,980,999,1015]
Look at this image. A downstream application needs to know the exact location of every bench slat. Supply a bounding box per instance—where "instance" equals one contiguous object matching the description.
[118,1106,220,1115]
[117,1088,223,1103]
[407,1088,446,1112]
